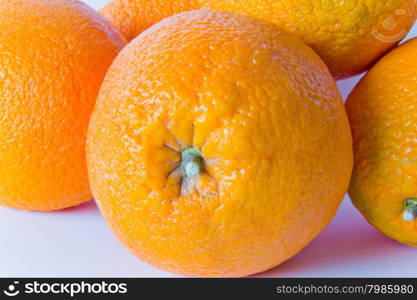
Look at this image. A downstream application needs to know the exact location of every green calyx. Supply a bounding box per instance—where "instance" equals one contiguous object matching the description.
[181,147,203,178]
[403,198,417,222]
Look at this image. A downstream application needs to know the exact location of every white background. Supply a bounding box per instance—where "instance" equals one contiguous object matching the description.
[0,0,416,277]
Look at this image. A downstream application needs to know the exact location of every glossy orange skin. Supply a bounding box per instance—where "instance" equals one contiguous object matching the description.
[347,37,417,247]
[0,0,125,211]
[201,0,417,79]
[99,0,201,42]
[87,10,353,277]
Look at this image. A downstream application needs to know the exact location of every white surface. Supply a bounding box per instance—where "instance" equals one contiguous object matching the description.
[0,0,416,278]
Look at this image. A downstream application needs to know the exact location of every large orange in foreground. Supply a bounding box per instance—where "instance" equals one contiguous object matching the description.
[347,37,417,247]
[87,10,353,277]
[201,0,417,79]
[0,0,125,211]
[100,0,201,42]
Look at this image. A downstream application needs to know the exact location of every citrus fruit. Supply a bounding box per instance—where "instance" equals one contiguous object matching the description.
[100,0,201,42]
[346,37,417,247]
[201,0,417,79]
[87,10,353,277]
[0,0,125,211]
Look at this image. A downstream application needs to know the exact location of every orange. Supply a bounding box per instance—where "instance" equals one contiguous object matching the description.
[99,0,201,42]
[346,37,417,247]
[0,0,125,211]
[201,0,417,79]
[87,10,353,277]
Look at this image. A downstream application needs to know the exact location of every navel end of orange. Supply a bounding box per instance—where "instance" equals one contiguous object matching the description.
[181,147,204,178]
[403,198,417,222]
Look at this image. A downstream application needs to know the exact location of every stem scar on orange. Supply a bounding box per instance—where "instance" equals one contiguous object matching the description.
[0,0,126,211]
[87,10,353,277]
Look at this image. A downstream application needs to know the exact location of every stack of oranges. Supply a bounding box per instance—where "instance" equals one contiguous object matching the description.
[0,0,416,277]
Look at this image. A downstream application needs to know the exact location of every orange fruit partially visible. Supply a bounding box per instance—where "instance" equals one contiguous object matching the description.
[87,10,353,277]
[100,0,201,42]
[201,0,417,79]
[0,0,126,211]
[347,37,417,247]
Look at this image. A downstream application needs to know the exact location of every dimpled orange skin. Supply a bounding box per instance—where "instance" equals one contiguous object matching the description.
[99,0,201,42]
[201,0,417,79]
[87,10,353,277]
[346,37,417,247]
[0,0,126,211]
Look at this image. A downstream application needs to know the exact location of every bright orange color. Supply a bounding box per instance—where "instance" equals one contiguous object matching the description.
[87,10,353,277]
[201,0,417,79]
[346,37,417,247]
[0,0,125,211]
[100,0,201,42]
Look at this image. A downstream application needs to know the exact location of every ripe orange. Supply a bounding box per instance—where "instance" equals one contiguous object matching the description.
[99,0,201,42]
[0,0,125,211]
[346,37,417,247]
[201,0,417,79]
[87,10,353,277]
